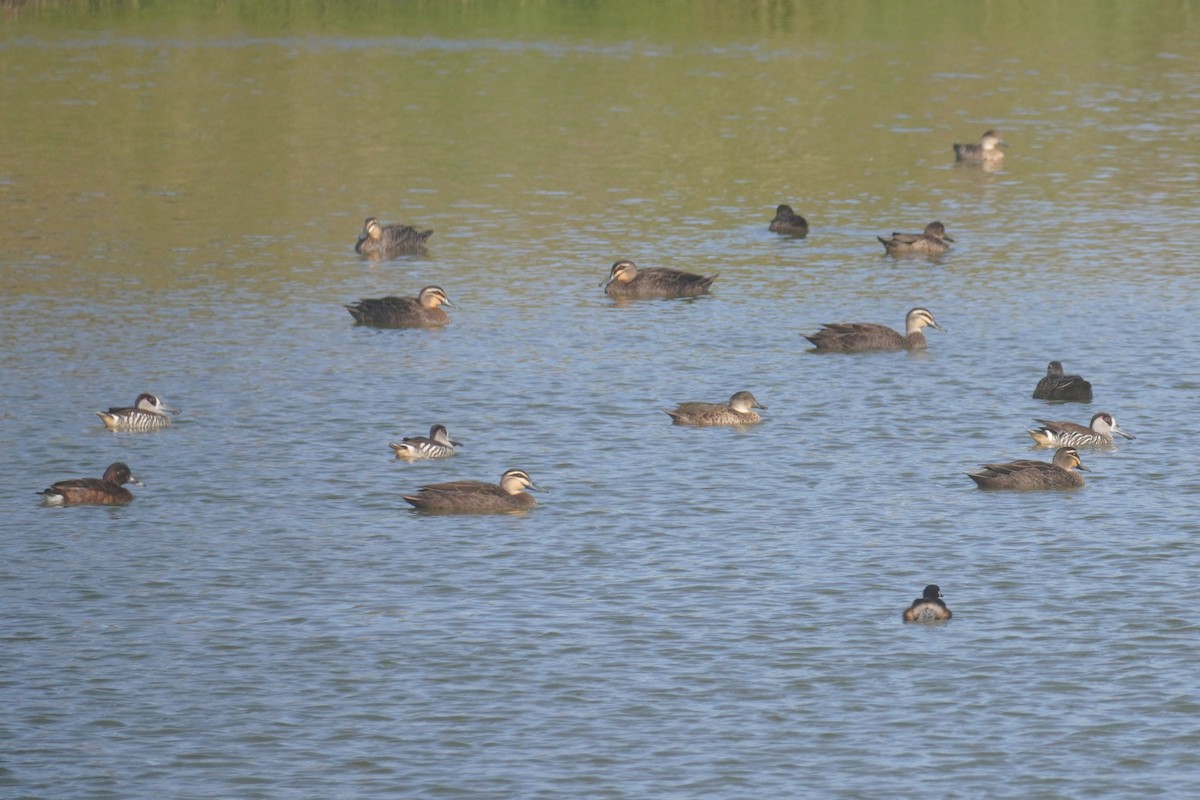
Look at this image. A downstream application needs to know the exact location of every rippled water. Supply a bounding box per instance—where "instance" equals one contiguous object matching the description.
[4,4,1200,797]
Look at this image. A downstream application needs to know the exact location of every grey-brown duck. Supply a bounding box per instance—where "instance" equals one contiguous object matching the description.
[40,462,142,506]
[1032,361,1092,402]
[403,468,541,514]
[345,286,454,328]
[804,307,943,352]
[902,585,952,623]
[768,204,809,236]
[953,130,1005,163]
[878,222,954,256]
[602,260,717,299]
[665,391,766,426]
[355,216,433,257]
[967,447,1087,490]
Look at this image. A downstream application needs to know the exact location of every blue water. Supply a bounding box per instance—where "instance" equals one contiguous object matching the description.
[4,10,1200,798]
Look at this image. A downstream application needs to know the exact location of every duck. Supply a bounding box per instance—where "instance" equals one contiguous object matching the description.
[403,468,541,514]
[354,216,433,257]
[902,585,952,623]
[1032,361,1093,402]
[1028,413,1134,448]
[601,260,717,299]
[40,462,142,506]
[96,393,179,431]
[967,447,1087,490]
[768,204,809,236]
[953,130,1005,163]
[665,391,766,426]
[804,307,943,352]
[878,221,954,256]
[389,424,461,460]
[345,286,454,328]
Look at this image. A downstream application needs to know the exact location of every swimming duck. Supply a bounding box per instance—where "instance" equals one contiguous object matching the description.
[967,447,1087,490]
[804,307,943,352]
[665,391,766,426]
[354,216,433,257]
[878,221,954,256]
[403,468,541,514]
[345,286,454,328]
[602,260,717,299]
[768,204,809,236]
[953,130,1005,163]
[1032,361,1093,403]
[1028,413,1134,448]
[902,585,952,623]
[40,462,142,506]
[389,424,461,460]
[96,393,179,431]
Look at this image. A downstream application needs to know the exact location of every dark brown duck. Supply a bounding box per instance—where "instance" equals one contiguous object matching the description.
[403,469,541,514]
[804,307,943,352]
[768,204,809,236]
[967,447,1087,490]
[40,462,142,505]
[355,216,433,257]
[602,260,717,299]
[1032,361,1093,403]
[345,286,454,328]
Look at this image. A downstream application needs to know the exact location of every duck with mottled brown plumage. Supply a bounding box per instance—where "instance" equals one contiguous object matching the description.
[878,222,953,256]
[355,216,433,257]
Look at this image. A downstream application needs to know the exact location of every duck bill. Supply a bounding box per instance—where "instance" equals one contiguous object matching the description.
[1115,429,1135,440]
[942,235,955,243]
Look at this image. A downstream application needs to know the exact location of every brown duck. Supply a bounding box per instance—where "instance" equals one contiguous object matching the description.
[967,447,1087,490]
[355,216,433,257]
[602,260,716,299]
[902,585,952,623]
[345,286,454,328]
[768,204,809,236]
[878,222,954,256]
[804,307,943,352]
[665,391,766,426]
[403,469,541,514]
[40,462,142,505]
[1032,361,1093,403]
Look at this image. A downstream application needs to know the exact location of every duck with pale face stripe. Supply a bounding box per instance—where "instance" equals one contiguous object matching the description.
[953,130,1005,163]
[968,447,1088,490]
[665,391,766,427]
[403,469,541,514]
[389,424,461,460]
[804,307,943,353]
[602,260,717,299]
[902,585,952,623]
[96,393,180,431]
[345,286,454,328]
[354,216,433,257]
[1029,413,1134,448]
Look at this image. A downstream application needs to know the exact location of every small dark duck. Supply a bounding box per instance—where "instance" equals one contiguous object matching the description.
[40,462,142,506]
[1028,413,1134,448]
[902,585,952,623]
[345,286,454,328]
[602,260,717,299]
[665,391,766,426]
[953,130,1005,163]
[878,221,954,256]
[967,447,1087,490]
[768,204,809,236]
[1032,361,1093,403]
[355,216,433,257]
[96,393,180,431]
[389,424,461,460]
[804,307,943,352]
[403,468,541,514]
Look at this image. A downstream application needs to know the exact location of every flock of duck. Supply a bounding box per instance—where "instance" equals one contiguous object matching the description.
[38,130,1131,621]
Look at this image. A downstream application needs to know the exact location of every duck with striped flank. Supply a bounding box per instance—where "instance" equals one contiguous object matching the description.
[665,391,766,426]
[40,462,142,506]
[355,216,433,257]
[389,424,461,460]
[967,447,1087,490]
[878,221,954,256]
[902,585,952,623]
[96,393,180,431]
[602,260,717,299]
[403,468,541,514]
[345,286,454,328]
[1029,413,1134,448]
[804,307,943,353]
[1032,361,1093,403]
[953,130,1005,163]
